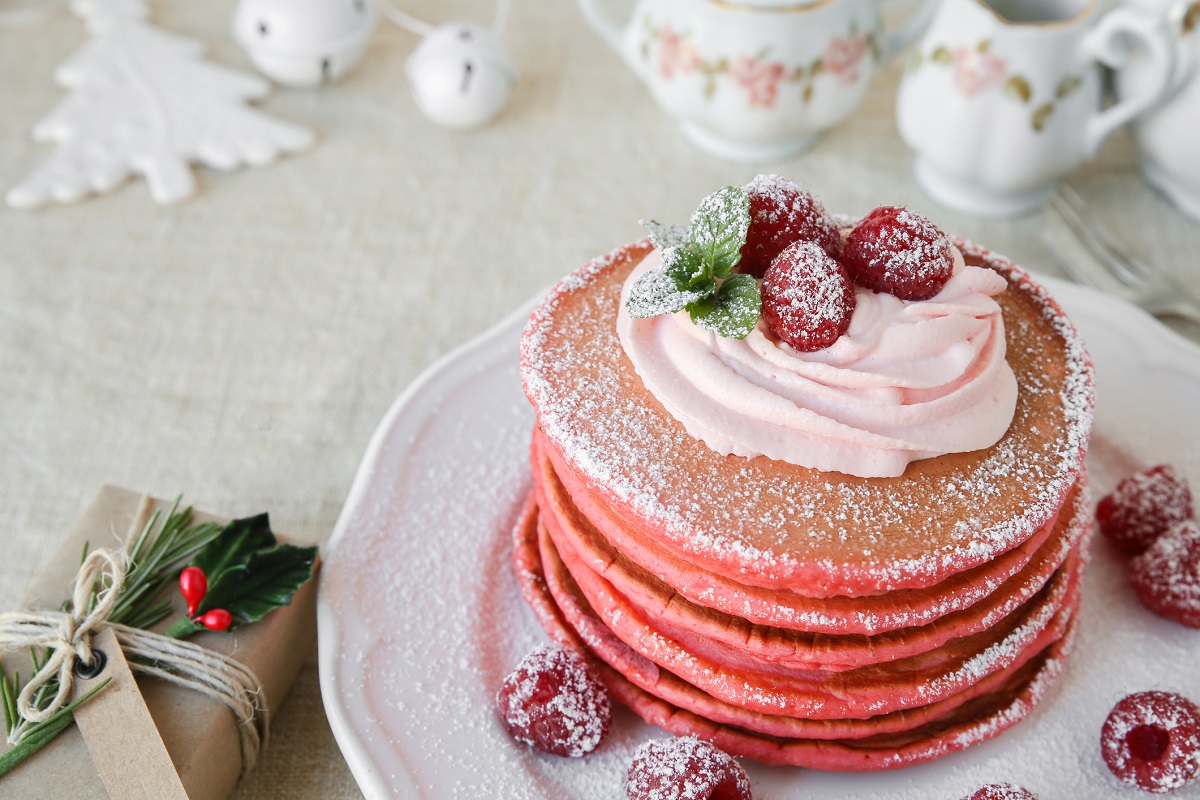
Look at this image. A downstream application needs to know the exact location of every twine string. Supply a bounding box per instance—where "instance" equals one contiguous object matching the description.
[0,547,268,776]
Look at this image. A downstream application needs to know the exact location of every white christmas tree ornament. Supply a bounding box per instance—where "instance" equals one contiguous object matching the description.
[7,0,316,209]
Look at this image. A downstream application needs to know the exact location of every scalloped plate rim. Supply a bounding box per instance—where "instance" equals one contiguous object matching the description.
[317,273,1200,799]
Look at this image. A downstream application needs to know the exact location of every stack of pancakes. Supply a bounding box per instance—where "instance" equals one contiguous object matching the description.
[515,240,1095,770]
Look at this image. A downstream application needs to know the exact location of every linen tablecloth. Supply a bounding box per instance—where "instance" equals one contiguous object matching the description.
[1,0,1197,797]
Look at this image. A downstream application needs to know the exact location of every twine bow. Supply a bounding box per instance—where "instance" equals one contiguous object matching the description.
[0,547,269,776]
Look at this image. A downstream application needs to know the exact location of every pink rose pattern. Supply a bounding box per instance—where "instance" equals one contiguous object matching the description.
[951,46,1008,97]
[824,34,869,85]
[730,55,787,108]
[657,27,699,79]
[644,22,874,108]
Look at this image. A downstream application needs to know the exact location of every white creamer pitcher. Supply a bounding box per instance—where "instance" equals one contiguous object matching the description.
[578,0,937,162]
[1118,0,1200,223]
[897,0,1177,218]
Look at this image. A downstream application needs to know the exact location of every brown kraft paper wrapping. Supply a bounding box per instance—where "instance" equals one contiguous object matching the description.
[0,485,319,800]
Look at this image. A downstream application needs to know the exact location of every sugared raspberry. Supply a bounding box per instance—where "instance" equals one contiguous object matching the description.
[495,641,611,757]
[1097,465,1194,555]
[964,784,1038,799]
[737,174,841,278]
[843,206,954,301]
[761,241,856,352]
[626,738,751,800]
[1101,691,1200,793]
[1130,520,1200,628]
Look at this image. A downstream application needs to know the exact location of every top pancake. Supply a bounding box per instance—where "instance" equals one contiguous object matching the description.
[521,240,1095,597]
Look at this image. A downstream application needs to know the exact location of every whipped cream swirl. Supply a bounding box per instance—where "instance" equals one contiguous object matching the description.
[616,248,1018,478]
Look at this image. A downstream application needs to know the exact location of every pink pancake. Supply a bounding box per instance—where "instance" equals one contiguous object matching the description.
[521,240,1095,597]
[542,480,1086,686]
[512,499,1079,769]
[540,431,1084,636]
[534,432,1091,669]
[538,509,1082,721]
[535,429,1089,642]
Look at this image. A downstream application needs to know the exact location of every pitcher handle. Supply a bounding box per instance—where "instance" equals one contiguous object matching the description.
[1082,7,1177,157]
[577,0,630,59]
[881,0,939,64]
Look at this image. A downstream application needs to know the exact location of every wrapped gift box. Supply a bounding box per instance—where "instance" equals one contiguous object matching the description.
[0,485,318,800]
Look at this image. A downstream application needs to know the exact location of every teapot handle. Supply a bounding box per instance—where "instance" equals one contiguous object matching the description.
[577,0,631,60]
[1082,7,1177,157]
[881,0,939,64]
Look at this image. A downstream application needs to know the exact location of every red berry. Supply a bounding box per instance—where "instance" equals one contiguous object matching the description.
[1101,691,1200,793]
[179,566,207,618]
[199,608,232,632]
[1097,465,1194,555]
[843,206,954,301]
[761,241,856,352]
[965,784,1038,800]
[495,642,611,757]
[1130,520,1200,628]
[737,174,841,279]
[626,737,751,800]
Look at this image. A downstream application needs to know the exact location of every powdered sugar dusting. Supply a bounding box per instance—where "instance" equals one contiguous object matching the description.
[322,268,1200,799]
[1130,519,1200,628]
[845,207,954,299]
[496,641,612,757]
[625,737,751,800]
[1100,690,1200,793]
[965,782,1038,799]
[520,238,1096,594]
[1098,464,1194,554]
[760,240,854,351]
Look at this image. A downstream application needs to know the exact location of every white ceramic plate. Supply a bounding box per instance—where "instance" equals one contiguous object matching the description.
[318,275,1200,800]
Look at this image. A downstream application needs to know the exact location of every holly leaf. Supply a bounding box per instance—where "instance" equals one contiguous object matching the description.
[625,268,706,318]
[687,274,762,339]
[689,186,750,279]
[662,245,714,295]
[192,513,276,587]
[640,219,689,251]
[199,544,318,628]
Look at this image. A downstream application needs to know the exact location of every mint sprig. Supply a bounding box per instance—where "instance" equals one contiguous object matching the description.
[626,187,761,340]
[688,274,762,339]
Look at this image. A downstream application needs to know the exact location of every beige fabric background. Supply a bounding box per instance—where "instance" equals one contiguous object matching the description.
[0,0,1197,797]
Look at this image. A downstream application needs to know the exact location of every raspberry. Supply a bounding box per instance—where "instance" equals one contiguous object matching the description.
[761,241,856,352]
[737,174,841,278]
[843,206,954,301]
[1130,520,1200,628]
[1101,691,1200,793]
[1097,465,1194,555]
[495,641,611,757]
[625,738,752,800]
[964,784,1038,799]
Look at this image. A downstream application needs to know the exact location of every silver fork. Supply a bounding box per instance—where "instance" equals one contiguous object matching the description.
[1046,185,1200,327]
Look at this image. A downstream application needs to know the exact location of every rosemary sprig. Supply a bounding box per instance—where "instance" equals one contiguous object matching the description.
[0,675,110,777]
[106,497,223,630]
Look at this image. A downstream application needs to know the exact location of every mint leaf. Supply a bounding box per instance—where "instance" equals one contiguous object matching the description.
[640,219,688,251]
[200,544,318,628]
[689,186,750,279]
[193,514,275,587]
[662,245,714,295]
[687,274,762,339]
[626,268,706,318]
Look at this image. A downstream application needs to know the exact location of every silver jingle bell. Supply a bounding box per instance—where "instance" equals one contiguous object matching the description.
[232,0,377,87]
[405,22,515,129]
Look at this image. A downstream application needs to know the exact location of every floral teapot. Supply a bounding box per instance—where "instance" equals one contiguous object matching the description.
[577,0,938,162]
